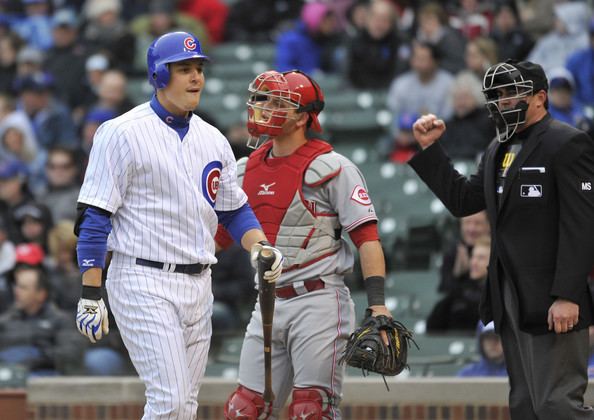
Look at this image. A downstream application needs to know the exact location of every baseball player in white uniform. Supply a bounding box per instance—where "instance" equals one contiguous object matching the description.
[216,70,393,419]
[73,32,282,420]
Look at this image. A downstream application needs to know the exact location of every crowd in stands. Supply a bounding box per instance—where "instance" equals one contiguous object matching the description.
[0,0,594,379]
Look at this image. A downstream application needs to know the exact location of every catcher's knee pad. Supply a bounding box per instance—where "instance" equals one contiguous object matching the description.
[224,385,271,420]
[288,387,336,420]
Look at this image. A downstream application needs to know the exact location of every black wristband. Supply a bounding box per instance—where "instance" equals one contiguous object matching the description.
[365,276,385,306]
[258,240,272,247]
[81,285,102,300]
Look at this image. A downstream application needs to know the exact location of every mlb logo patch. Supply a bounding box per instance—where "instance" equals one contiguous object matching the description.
[520,184,542,198]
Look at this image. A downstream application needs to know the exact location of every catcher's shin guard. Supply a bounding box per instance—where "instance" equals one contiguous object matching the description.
[288,387,336,420]
[224,385,272,419]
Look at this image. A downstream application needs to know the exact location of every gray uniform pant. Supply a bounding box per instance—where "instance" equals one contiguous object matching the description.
[501,276,594,419]
[237,285,355,419]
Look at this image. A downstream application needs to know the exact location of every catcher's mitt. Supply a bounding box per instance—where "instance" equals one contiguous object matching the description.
[339,309,416,385]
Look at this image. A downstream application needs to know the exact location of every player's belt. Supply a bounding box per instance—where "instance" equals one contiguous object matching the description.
[135,258,210,275]
[275,279,325,299]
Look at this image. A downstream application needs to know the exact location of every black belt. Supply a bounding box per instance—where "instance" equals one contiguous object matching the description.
[135,258,210,275]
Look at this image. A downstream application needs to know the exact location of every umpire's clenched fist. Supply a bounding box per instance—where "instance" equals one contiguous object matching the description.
[412,113,446,149]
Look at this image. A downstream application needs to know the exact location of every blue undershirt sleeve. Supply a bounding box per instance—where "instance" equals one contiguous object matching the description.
[76,207,112,274]
[216,202,262,244]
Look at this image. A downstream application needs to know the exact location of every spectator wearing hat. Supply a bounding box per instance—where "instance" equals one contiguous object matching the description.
[566,20,594,107]
[81,0,136,75]
[547,68,586,128]
[458,321,507,377]
[440,71,495,160]
[80,107,116,157]
[11,0,53,51]
[0,159,34,242]
[275,1,342,74]
[0,263,85,375]
[38,146,80,223]
[14,72,77,149]
[75,53,110,119]
[45,9,87,112]
[13,202,53,253]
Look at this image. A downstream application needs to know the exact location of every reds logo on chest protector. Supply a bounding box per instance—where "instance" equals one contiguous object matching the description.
[243,139,342,270]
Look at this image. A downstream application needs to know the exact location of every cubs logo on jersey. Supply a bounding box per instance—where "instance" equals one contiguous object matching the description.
[202,161,222,207]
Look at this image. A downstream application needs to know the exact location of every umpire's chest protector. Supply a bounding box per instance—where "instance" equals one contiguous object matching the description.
[242,139,342,269]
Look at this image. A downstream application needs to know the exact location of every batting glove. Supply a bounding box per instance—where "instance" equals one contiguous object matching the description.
[251,241,283,283]
[76,286,109,343]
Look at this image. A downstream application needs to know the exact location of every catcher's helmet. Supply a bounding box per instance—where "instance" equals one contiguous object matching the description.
[246,69,325,148]
[482,60,547,142]
[147,31,209,90]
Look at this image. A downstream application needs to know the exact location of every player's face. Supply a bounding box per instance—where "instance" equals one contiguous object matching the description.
[159,59,205,116]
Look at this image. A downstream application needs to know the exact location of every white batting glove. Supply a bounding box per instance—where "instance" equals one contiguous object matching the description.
[76,293,109,343]
[250,241,283,283]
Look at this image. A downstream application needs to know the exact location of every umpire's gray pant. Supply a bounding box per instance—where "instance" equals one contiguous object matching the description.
[501,277,594,420]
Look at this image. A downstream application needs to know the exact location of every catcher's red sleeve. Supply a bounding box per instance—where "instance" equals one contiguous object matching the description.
[215,224,234,250]
[348,221,380,248]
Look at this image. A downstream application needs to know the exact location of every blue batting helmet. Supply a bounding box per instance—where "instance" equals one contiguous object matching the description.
[146,31,209,89]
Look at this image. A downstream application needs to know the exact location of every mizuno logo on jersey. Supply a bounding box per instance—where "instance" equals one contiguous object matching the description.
[82,259,96,267]
[258,182,276,195]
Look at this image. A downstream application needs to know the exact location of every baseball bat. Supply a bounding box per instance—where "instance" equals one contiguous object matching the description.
[258,248,276,404]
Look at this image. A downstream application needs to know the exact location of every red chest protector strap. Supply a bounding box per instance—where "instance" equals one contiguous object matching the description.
[243,139,333,244]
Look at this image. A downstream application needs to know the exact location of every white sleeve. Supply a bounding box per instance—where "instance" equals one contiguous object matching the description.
[214,136,248,212]
[77,121,133,213]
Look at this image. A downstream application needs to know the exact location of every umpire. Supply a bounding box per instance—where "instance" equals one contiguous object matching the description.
[409,59,594,419]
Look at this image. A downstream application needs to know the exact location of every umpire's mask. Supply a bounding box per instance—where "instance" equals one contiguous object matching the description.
[482,62,533,143]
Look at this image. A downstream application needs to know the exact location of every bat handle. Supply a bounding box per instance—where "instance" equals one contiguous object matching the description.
[258,245,276,403]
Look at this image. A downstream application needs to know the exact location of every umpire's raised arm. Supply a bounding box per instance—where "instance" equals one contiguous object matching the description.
[408,114,487,217]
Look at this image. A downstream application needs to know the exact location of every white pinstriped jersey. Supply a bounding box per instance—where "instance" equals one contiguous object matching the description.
[78,102,247,265]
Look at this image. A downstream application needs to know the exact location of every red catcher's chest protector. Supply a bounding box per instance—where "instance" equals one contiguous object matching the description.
[242,139,342,270]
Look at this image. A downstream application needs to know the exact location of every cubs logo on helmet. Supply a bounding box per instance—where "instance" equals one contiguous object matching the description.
[184,37,196,51]
[202,161,222,207]
[147,31,209,89]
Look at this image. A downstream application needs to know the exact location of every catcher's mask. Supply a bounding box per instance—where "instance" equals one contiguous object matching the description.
[246,69,325,149]
[482,61,533,143]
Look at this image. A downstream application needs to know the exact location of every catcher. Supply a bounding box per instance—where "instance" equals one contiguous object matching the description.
[216,69,410,420]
